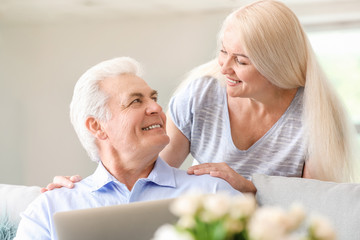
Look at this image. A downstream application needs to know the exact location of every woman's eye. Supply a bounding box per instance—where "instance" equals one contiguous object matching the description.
[235,57,247,65]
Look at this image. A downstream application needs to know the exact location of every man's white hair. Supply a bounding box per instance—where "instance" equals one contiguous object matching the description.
[70,57,143,162]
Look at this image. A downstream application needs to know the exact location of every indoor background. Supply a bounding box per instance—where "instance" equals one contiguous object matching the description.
[1,0,359,186]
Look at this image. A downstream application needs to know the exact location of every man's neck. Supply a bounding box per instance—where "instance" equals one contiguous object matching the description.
[100,153,158,191]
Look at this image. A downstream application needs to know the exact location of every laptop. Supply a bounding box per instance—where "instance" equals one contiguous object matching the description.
[54,198,178,240]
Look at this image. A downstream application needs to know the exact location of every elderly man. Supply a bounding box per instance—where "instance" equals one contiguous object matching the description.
[15,57,240,240]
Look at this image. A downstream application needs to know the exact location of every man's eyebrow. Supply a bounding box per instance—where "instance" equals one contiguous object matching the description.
[128,92,144,98]
[127,90,158,99]
[150,90,158,96]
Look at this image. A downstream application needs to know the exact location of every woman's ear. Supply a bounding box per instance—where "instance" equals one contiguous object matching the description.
[85,117,107,140]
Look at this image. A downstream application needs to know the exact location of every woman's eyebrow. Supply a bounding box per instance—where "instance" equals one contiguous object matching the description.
[234,53,249,58]
[221,42,249,58]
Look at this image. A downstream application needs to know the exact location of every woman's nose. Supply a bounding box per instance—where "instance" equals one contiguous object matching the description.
[219,55,234,75]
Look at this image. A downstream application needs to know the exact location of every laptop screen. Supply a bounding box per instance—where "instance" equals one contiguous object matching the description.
[54,198,177,240]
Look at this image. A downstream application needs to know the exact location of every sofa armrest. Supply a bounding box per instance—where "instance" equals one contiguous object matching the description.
[252,174,360,240]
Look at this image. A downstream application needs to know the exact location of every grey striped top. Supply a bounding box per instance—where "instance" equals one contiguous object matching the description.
[169,76,306,179]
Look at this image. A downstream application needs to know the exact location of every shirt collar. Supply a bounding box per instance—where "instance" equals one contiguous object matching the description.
[146,157,176,188]
[90,161,120,192]
[89,157,176,192]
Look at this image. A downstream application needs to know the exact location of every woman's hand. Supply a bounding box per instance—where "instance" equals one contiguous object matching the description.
[40,175,82,193]
[187,163,257,193]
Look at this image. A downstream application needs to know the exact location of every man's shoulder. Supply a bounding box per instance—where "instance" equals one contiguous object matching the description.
[170,168,240,196]
[36,178,92,205]
[172,167,233,187]
[23,178,93,218]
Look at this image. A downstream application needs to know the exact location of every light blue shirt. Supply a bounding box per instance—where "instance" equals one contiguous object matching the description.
[15,157,240,240]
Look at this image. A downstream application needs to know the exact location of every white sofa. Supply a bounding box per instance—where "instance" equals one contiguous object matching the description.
[252,174,360,240]
[0,184,41,240]
[1,175,359,240]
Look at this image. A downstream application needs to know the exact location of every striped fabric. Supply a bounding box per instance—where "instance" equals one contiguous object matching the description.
[169,76,305,180]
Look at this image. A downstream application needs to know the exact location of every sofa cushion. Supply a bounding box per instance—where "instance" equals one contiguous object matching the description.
[252,174,360,240]
[0,184,41,224]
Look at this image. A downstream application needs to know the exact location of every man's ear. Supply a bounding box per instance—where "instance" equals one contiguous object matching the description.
[85,117,107,140]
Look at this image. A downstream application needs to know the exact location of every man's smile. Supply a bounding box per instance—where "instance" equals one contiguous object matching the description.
[142,124,161,131]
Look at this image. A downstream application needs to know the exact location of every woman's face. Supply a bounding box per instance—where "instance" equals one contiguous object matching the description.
[218,24,273,99]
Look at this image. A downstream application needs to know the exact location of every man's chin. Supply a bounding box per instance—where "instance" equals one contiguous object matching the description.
[144,135,170,150]
[158,136,170,149]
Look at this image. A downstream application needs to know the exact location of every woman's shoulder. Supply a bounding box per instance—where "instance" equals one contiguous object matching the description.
[168,75,226,129]
[188,75,224,94]
[175,75,226,106]
[288,87,304,113]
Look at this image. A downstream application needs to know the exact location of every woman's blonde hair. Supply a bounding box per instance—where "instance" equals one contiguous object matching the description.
[175,0,359,182]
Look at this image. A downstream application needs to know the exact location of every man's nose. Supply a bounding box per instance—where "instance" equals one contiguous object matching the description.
[146,100,162,115]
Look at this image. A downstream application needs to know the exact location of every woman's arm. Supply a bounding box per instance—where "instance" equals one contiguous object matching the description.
[159,112,190,168]
[164,116,256,193]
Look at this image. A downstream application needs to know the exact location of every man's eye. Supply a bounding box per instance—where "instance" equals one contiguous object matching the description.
[152,96,158,102]
[130,99,141,105]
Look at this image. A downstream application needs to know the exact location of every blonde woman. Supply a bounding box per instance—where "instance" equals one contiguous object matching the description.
[43,0,359,193]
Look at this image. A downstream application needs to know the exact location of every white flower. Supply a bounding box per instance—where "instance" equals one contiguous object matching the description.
[201,193,231,221]
[152,224,194,240]
[224,217,245,233]
[158,193,336,240]
[248,206,289,240]
[229,194,257,219]
[287,203,306,231]
[309,215,336,240]
[177,215,196,229]
[170,192,204,217]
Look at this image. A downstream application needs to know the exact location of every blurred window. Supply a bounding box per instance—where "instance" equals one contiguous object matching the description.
[307,29,360,134]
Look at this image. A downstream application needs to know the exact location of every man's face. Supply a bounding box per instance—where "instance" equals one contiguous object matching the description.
[99,73,170,161]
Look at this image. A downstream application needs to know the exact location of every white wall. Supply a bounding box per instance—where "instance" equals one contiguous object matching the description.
[1,1,359,186]
[0,12,227,186]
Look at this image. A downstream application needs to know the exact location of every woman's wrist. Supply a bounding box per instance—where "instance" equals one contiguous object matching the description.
[240,179,257,193]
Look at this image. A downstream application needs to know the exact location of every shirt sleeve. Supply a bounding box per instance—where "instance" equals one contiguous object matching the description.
[14,195,52,240]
